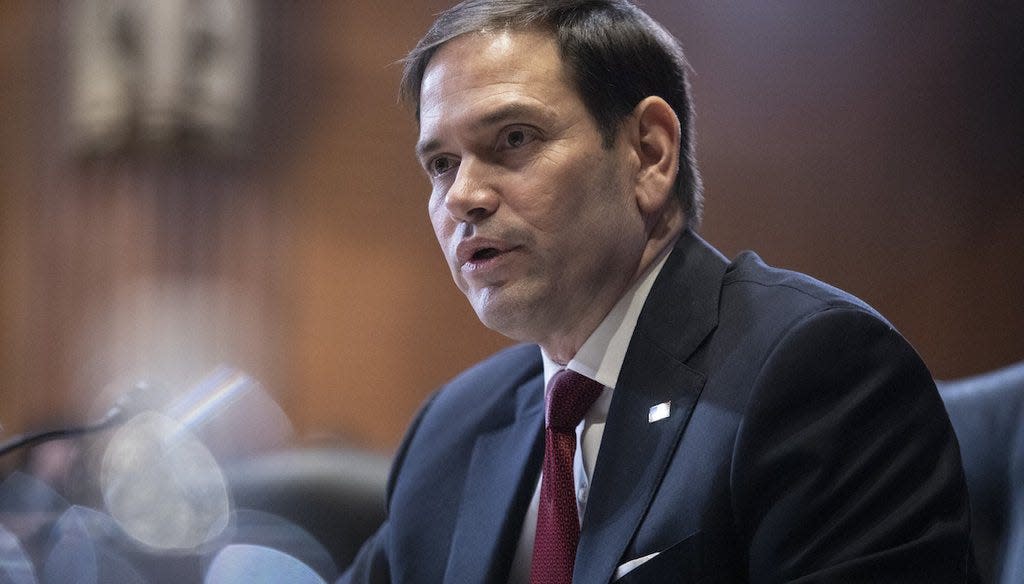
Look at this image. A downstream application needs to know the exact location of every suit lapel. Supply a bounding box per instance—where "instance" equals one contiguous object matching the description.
[574,231,729,583]
[444,371,545,584]
[574,336,705,583]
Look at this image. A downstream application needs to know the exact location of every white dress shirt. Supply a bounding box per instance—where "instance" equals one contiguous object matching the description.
[508,248,673,583]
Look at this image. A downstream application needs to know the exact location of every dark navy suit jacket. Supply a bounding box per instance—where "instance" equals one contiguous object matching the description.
[340,231,975,583]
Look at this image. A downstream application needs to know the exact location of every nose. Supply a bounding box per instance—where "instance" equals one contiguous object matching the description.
[443,159,499,223]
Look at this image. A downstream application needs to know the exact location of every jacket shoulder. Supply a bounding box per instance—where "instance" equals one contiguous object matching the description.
[384,344,542,501]
[722,251,887,325]
[431,343,542,411]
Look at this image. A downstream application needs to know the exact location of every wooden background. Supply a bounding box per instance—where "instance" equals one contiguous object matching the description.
[1,2,1021,453]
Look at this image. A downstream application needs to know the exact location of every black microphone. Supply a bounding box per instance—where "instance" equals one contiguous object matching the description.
[0,382,155,458]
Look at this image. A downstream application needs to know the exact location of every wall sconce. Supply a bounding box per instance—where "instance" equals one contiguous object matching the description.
[68,0,257,155]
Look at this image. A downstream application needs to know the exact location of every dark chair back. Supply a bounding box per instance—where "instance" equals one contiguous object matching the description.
[938,361,1024,584]
[224,446,390,576]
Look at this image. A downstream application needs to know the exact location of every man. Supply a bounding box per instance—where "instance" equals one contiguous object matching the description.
[340,1,976,582]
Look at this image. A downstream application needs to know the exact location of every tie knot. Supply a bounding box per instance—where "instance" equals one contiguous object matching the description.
[545,369,604,431]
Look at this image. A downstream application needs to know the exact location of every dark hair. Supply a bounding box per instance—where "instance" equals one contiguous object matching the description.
[400,0,703,228]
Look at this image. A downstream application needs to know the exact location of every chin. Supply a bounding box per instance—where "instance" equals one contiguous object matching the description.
[476,305,552,347]
[475,306,518,339]
[469,279,558,339]
[472,297,525,340]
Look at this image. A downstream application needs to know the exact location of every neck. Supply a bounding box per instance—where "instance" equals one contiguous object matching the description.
[537,201,686,363]
[539,232,682,365]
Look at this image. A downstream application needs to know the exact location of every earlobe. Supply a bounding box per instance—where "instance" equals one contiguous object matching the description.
[632,96,681,216]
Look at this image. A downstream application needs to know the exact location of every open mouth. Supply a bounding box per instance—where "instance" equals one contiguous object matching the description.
[472,247,501,261]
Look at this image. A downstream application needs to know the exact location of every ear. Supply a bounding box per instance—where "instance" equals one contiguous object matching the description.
[629,96,681,217]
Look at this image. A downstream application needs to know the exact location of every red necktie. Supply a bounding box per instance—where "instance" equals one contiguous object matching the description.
[529,369,604,584]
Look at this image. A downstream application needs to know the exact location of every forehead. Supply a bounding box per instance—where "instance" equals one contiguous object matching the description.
[417,29,582,147]
[422,27,566,86]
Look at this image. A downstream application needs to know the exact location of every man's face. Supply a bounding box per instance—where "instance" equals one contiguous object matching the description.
[416,29,649,352]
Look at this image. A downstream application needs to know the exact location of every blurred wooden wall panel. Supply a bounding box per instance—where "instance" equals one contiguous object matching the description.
[1,1,1021,455]
[0,1,36,437]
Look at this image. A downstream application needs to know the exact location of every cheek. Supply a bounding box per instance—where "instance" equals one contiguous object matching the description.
[429,212,465,283]
[502,172,576,234]
[428,199,449,245]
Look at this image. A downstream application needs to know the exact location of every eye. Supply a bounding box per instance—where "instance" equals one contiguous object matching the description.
[496,126,538,151]
[427,155,458,178]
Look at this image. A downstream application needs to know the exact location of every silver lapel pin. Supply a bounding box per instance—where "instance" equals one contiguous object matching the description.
[648,401,671,423]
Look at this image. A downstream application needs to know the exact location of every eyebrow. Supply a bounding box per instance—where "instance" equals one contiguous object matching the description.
[415,102,549,161]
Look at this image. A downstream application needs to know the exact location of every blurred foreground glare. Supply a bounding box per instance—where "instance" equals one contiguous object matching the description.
[100,366,288,552]
[0,367,340,583]
[205,544,327,584]
[101,411,229,551]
